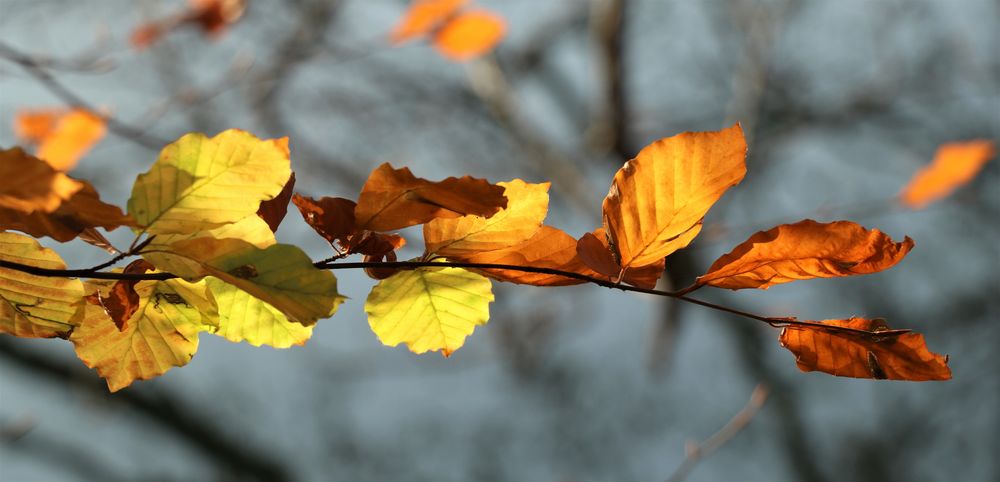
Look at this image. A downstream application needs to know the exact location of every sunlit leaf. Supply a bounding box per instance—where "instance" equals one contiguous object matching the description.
[697,220,913,290]
[0,232,84,338]
[899,140,996,209]
[779,317,951,381]
[576,228,665,289]
[0,181,133,242]
[354,163,506,232]
[432,10,506,61]
[462,225,590,286]
[365,265,493,355]
[424,179,548,257]
[128,129,291,235]
[603,124,746,269]
[390,0,468,43]
[0,147,82,213]
[71,278,217,391]
[204,277,314,348]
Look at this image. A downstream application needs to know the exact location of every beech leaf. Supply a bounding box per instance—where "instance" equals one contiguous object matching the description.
[779,317,951,381]
[899,140,996,209]
[697,220,913,290]
[0,232,84,338]
[432,10,506,61]
[603,124,746,269]
[204,277,314,348]
[576,228,665,289]
[0,147,82,213]
[0,181,132,243]
[257,171,296,232]
[462,225,590,286]
[365,265,493,356]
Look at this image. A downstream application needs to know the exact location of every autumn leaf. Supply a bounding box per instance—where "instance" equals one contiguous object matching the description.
[128,129,291,234]
[0,182,133,242]
[390,0,468,43]
[163,237,344,326]
[424,179,548,257]
[899,140,997,209]
[71,278,217,392]
[696,220,913,290]
[354,163,506,232]
[779,317,951,381]
[292,194,357,248]
[87,259,155,331]
[432,10,506,61]
[141,214,276,277]
[576,228,665,289]
[365,265,493,356]
[204,277,314,348]
[603,124,747,270]
[0,232,84,338]
[131,0,246,50]
[15,108,106,171]
[0,147,82,213]
[257,172,296,232]
[461,225,590,286]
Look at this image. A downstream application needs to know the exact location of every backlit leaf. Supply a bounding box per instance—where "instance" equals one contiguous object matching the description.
[0,232,84,338]
[424,179,548,257]
[257,172,296,232]
[128,129,291,235]
[390,0,468,43]
[0,182,132,242]
[0,147,82,213]
[87,260,155,331]
[462,225,590,286]
[141,214,276,276]
[365,265,493,355]
[354,163,506,232]
[28,109,106,171]
[576,228,665,289]
[779,317,951,381]
[603,124,746,269]
[71,278,217,391]
[899,140,996,209]
[292,194,357,247]
[204,277,314,348]
[432,10,506,61]
[164,237,343,326]
[697,220,913,290]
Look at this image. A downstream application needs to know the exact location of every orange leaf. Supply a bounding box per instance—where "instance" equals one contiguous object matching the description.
[257,172,296,232]
[15,108,106,171]
[354,163,506,232]
[779,317,951,381]
[576,228,664,289]
[603,124,746,269]
[0,147,82,213]
[899,140,996,209]
[697,219,913,290]
[461,225,590,286]
[87,260,155,331]
[390,0,468,44]
[432,10,506,61]
[0,182,133,242]
[292,194,357,247]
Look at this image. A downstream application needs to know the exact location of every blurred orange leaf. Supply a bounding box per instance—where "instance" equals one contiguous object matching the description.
[779,317,951,381]
[697,220,913,290]
[0,147,82,213]
[390,0,468,43]
[603,124,747,269]
[390,0,505,61]
[899,140,996,209]
[15,108,106,171]
[354,163,506,232]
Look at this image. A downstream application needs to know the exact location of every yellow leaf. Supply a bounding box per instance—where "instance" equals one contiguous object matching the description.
[899,140,996,209]
[70,278,217,391]
[142,214,276,275]
[0,232,84,338]
[205,277,313,348]
[0,147,82,213]
[603,124,746,269]
[697,220,913,290]
[365,265,493,355]
[128,129,291,234]
[424,179,549,257]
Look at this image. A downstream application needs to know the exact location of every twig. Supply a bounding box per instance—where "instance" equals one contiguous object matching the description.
[666,384,770,482]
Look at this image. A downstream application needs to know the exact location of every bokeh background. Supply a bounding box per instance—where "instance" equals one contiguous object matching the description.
[1,0,997,481]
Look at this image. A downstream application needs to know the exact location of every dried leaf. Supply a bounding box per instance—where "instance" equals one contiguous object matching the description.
[462,225,591,286]
[0,147,82,213]
[899,140,996,209]
[257,172,296,232]
[779,317,951,381]
[603,124,746,269]
[0,182,132,242]
[432,10,506,61]
[88,260,156,331]
[576,228,665,289]
[292,194,357,247]
[390,0,468,43]
[354,163,506,232]
[0,232,84,338]
[424,179,548,257]
[697,220,913,290]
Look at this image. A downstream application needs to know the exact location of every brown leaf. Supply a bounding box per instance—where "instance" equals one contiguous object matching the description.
[576,228,665,289]
[0,147,82,213]
[0,182,132,242]
[350,231,406,257]
[87,260,156,331]
[899,140,996,209]
[292,194,357,247]
[257,172,296,232]
[779,317,951,381]
[697,219,913,290]
[462,225,590,286]
[354,163,506,232]
[131,0,246,50]
[363,251,402,280]
[603,124,746,269]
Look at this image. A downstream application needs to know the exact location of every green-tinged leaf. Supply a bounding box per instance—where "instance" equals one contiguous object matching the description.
[128,129,291,234]
[365,266,493,356]
[71,278,217,391]
[205,277,316,348]
[164,237,343,326]
[142,214,276,274]
[0,231,84,338]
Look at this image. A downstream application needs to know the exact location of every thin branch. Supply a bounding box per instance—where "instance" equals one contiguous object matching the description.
[0,258,909,337]
[666,384,770,482]
[0,41,168,149]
